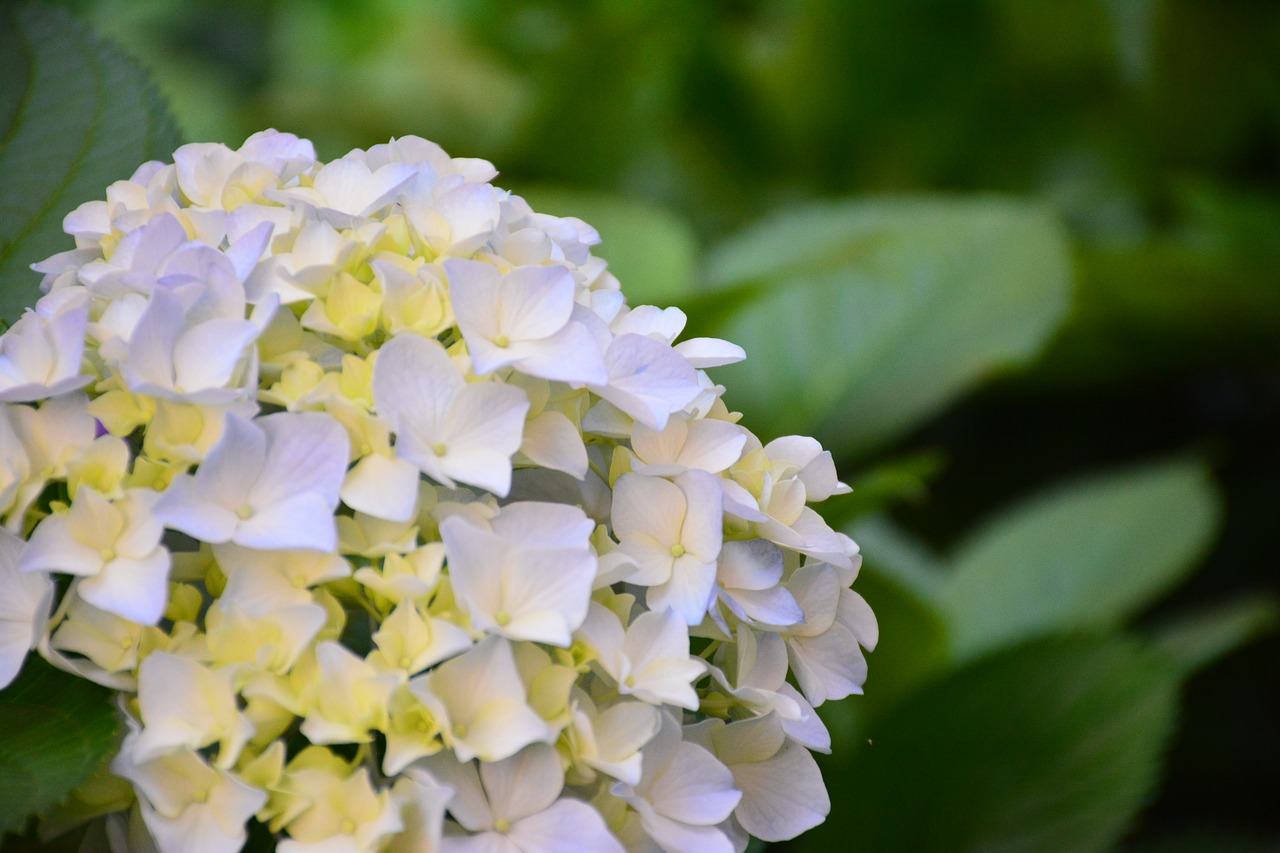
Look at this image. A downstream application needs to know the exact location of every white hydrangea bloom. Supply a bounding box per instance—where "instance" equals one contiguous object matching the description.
[20,487,169,624]
[132,652,255,768]
[612,470,724,624]
[423,744,624,853]
[440,502,596,646]
[0,305,90,402]
[372,332,529,497]
[155,412,348,551]
[685,713,829,847]
[411,636,553,764]
[0,129,874,852]
[611,712,742,853]
[113,722,267,853]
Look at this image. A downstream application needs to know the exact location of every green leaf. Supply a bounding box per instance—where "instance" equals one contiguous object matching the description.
[1037,181,1280,385]
[941,459,1222,662]
[828,449,945,524]
[1124,829,1280,853]
[848,514,947,604]
[1149,596,1280,677]
[798,636,1180,853]
[513,186,699,307]
[0,2,182,323]
[701,197,1072,452]
[0,658,121,837]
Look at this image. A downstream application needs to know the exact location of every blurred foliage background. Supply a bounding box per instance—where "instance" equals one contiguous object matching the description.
[7,0,1280,849]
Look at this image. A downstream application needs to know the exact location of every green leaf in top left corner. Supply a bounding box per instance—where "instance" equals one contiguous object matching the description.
[0,2,183,324]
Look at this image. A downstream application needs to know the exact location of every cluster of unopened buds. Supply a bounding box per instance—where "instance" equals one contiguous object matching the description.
[0,130,876,852]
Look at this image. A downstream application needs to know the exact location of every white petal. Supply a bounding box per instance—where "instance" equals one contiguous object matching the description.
[650,742,740,826]
[499,547,596,645]
[673,337,746,368]
[124,289,184,390]
[152,476,239,544]
[717,540,784,591]
[489,502,594,550]
[341,453,422,522]
[481,742,563,823]
[673,470,724,560]
[505,321,608,385]
[493,265,575,343]
[191,413,267,509]
[777,683,831,753]
[647,556,717,626]
[418,754,493,832]
[724,586,804,628]
[234,492,338,551]
[508,799,623,853]
[438,383,529,496]
[731,738,829,842]
[787,622,867,706]
[594,335,700,430]
[435,184,501,254]
[77,550,170,625]
[251,412,348,508]
[839,587,879,651]
[19,514,102,577]
[612,474,684,549]
[171,319,259,393]
[373,333,460,442]
[0,530,53,688]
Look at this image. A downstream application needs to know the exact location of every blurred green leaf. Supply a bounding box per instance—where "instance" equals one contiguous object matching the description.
[0,658,120,837]
[941,459,1222,662]
[1124,829,1280,853]
[828,449,945,524]
[1038,182,1280,385]
[1149,596,1280,677]
[799,636,1180,853]
[514,186,699,306]
[848,514,947,604]
[702,197,1072,453]
[0,2,182,323]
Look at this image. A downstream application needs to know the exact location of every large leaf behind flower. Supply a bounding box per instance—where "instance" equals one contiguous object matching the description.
[941,458,1222,663]
[798,636,1180,853]
[0,658,120,837]
[699,198,1071,455]
[0,2,182,324]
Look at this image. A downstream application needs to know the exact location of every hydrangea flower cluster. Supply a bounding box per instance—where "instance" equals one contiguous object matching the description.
[0,130,877,853]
